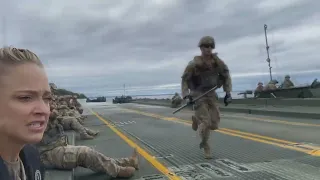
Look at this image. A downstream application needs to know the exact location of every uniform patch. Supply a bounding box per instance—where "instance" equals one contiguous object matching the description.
[35,170,41,180]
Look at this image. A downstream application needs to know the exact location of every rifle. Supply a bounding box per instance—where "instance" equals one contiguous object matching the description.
[172,86,218,114]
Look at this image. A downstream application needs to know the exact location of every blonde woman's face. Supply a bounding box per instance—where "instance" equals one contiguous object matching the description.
[0,63,51,144]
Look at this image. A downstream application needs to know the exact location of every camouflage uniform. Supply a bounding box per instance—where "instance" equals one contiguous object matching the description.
[59,98,69,106]
[49,83,58,94]
[70,95,84,114]
[255,82,264,92]
[281,75,294,88]
[64,96,82,111]
[51,97,98,140]
[66,107,86,124]
[58,103,85,124]
[181,36,232,159]
[37,117,138,178]
[254,82,264,97]
[49,83,85,122]
[58,116,98,140]
[264,80,277,90]
[171,93,183,108]
[55,105,97,140]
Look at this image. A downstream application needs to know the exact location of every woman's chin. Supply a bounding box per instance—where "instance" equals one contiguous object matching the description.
[22,133,44,144]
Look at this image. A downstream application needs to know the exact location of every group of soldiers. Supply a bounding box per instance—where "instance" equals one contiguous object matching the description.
[35,83,140,178]
[256,75,295,92]
[29,34,312,179]
[36,35,232,178]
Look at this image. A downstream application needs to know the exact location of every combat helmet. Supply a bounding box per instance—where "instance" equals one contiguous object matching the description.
[198,36,215,48]
[49,83,57,90]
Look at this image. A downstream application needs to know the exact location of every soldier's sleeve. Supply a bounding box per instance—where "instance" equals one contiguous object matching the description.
[180,61,194,98]
[216,57,232,92]
[57,124,65,133]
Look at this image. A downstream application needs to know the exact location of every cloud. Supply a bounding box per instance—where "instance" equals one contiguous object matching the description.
[2,0,320,96]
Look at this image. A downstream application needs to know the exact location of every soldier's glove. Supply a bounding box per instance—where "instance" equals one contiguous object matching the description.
[224,93,232,106]
[183,95,194,105]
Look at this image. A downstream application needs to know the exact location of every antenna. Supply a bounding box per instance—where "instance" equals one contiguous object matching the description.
[264,24,272,81]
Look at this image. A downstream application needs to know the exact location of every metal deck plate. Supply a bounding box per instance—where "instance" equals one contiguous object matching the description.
[73,105,320,180]
[73,116,161,180]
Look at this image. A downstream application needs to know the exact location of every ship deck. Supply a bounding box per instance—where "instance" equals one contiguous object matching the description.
[54,102,320,180]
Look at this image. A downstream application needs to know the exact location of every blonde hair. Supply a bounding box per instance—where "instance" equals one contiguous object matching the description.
[0,46,43,72]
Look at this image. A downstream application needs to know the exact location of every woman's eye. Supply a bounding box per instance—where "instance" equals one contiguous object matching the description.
[18,96,32,101]
[44,97,53,102]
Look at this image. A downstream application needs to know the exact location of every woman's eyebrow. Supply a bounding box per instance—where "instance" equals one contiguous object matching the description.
[15,90,52,95]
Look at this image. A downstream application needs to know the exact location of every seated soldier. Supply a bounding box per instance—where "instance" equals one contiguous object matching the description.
[51,107,98,140]
[36,111,139,178]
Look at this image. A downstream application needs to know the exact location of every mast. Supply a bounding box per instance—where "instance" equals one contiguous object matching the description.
[264,24,272,81]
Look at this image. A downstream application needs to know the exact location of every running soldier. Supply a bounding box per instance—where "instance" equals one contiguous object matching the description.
[181,36,232,159]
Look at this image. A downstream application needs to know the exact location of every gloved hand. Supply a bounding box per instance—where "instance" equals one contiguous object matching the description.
[224,92,232,106]
[183,95,194,104]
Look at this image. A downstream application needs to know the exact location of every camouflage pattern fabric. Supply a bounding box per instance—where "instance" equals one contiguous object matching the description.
[180,36,232,159]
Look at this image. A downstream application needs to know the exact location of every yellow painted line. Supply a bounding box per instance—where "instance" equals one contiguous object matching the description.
[126,108,320,149]
[309,150,320,156]
[219,128,296,145]
[223,114,320,127]
[220,128,320,152]
[181,108,320,127]
[122,108,320,156]
[216,130,312,154]
[89,109,181,180]
[180,107,320,127]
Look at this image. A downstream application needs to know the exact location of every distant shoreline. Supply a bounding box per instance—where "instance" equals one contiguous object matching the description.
[91,92,251,100]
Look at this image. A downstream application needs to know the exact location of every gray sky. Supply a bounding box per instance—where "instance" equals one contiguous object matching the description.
[2,0,320,96]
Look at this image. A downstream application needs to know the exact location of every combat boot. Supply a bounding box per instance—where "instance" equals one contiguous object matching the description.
[191,116,198,131]
[80,133,94,140]
[86,129,99,136]
[199,142,212,159]
[77,119,84,125]
[203,144,212,159]
[129,148,139,169]
[117,167,136,178]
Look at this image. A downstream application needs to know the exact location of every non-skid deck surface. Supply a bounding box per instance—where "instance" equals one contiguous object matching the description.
[73,102,320,180]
